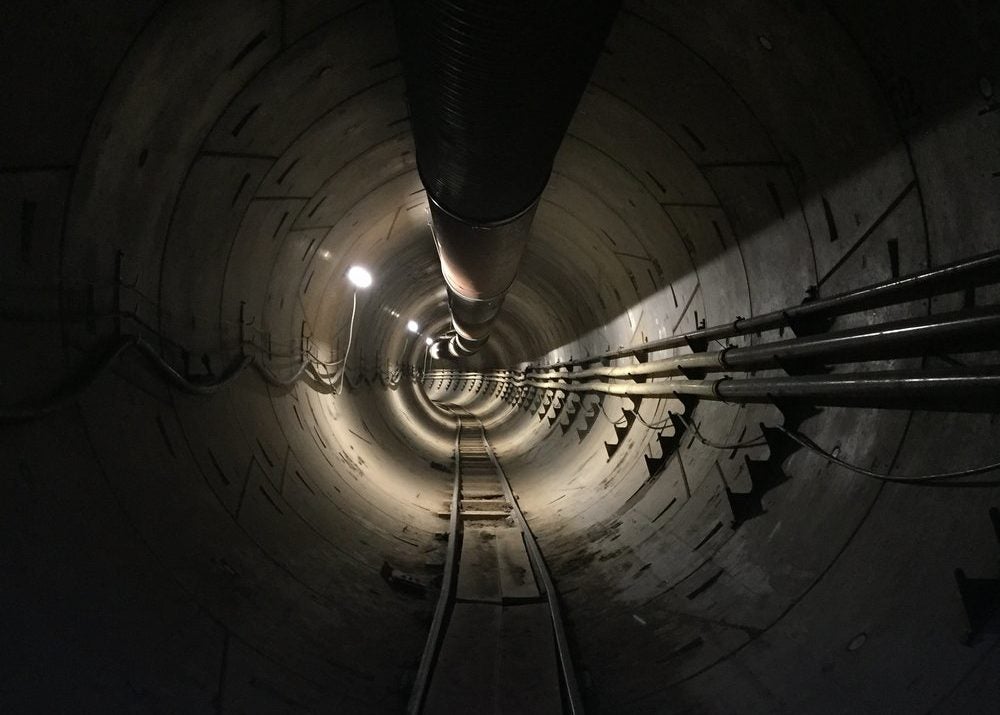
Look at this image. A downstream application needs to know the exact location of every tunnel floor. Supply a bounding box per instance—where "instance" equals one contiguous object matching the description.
[3,0,1000,713]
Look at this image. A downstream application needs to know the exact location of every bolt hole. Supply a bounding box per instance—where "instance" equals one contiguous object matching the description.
[138,148,148,167]
[847,632,867,651]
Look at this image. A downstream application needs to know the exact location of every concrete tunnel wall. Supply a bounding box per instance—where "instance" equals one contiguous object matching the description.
[1,0,999,712]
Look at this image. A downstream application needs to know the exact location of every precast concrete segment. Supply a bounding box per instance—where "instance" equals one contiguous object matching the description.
[3,0,1000,713]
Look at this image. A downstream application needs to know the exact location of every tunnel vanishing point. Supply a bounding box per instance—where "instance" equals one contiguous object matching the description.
[3,1,1000,712]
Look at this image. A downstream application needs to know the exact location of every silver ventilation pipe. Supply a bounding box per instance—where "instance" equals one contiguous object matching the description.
[429,197,536,358]
[394,0,621,358]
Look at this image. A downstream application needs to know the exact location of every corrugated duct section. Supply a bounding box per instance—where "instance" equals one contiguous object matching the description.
[394,0,621,223]
[394,0,621,357]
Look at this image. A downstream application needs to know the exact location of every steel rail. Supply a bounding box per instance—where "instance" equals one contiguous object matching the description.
[479,421,586,715]
[407,416,463,715]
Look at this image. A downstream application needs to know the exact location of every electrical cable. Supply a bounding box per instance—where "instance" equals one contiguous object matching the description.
[337,290,358,395]
[0,335,137,421]
[252,358,311,388]
[301,364,339,395]
[633,410,673,431]
[674,412,769,449]
[132,338,250,395]
[777,424,1000,484]
[119,282,344,370]
[597,400,627,426]
[0,302,354,421]
[307,353,347,367]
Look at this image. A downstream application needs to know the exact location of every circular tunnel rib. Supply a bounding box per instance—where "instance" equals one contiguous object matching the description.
[2,1,1000,713]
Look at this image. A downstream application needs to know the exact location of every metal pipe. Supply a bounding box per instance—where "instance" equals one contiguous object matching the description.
[511,367,1000,412]
[534,248,1000,370]
[482,423,585,714]
[431,198,537,356]
[530,307,1000,380]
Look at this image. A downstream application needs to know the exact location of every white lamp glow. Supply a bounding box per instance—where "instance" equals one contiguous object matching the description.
[346,265,373,288]
[425,337,434,346]
[406,319,419,333]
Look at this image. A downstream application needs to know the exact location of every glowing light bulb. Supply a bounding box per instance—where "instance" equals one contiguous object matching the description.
[346,265,372,288]
[406,320,419,333]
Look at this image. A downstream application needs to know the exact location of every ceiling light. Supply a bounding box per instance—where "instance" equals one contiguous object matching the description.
[346,265,372,288]
[425,337,434,346]
[407,320,419,333]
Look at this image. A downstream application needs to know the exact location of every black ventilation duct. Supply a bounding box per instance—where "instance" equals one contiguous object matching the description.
[394,0,621,356]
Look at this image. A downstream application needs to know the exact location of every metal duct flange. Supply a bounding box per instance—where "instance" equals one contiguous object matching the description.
[431,196,536,351]
[430,196,536,302]
[395,0,621,356]
[429,335,477,360]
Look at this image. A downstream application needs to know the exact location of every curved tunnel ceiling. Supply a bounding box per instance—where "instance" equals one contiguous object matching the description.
[2,1,999,712]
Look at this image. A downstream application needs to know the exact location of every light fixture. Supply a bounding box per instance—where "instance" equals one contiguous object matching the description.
[346,265,372,288]
[407,319,419,333]
[337,265,371,394]
[425,337,434,346]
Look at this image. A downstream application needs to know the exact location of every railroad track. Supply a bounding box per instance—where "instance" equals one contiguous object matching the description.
[408,410,583,714]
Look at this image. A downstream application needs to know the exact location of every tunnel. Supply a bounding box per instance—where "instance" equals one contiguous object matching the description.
[3,0,1000,712]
